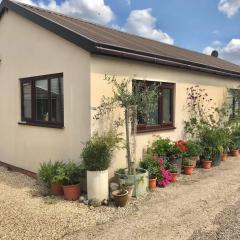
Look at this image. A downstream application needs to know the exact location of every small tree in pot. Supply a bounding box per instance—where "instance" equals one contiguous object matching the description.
[169,163,178,182]
[82,131,121,201]
[93,75,158,197]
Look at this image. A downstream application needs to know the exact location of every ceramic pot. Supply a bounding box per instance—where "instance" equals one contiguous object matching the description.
[87,170,108,201]
[183,165,194,175]
[170,172,178,182]
[112,189,129,207]
[149,177,157,189]
[63,183,80,201]
[202,160,212,169]
[51,182,63,196]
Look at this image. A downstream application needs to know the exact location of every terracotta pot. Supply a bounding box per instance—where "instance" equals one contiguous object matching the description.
[170,172,177,182]
[63,183,80,201]
[51,182,63,196]
[112,189,129,207]
[149,177,157,189]
[232,149,239,157]
[202,160,212,169]
[221,153,228,161]
[183,165,194,175]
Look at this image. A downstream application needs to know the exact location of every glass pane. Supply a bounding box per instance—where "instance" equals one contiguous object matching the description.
[50,78,62,122]
[36,79,49,121]
[146,104,158,125]
[23,83,32,119]
[162,88,171,123]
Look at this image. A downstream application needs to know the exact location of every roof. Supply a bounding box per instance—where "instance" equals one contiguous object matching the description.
[1,0,240,78]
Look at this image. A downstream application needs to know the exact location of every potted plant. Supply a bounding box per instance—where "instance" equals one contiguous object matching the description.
[56,161,81,201]
[185,140,201,168]
[38,160,65,196]
[140,155,159,190]
[169,163,178,182]
[93,75,158,197]
[82,131,120,201]
[183,158,194,175]
[112,187,129,207]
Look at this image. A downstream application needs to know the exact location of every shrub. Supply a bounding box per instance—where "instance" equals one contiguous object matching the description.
[82,131,120,171]
[150,137,172,157]
[185,140,201,157]
[183,158,193,166]
[54,161,82,185]
[38,160,64,186]
[140,155,160,178]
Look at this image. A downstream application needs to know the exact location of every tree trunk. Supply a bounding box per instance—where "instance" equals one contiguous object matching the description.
[125,109,132,174]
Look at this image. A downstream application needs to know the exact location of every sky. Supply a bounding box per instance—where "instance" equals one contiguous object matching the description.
[3,0,240,64]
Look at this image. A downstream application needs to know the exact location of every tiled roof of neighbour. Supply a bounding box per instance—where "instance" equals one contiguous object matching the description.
[1,0,240,78]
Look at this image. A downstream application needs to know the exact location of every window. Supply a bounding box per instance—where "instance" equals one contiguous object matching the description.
[228,89,240,120]
[133,80,175,133]
[20,73,64,128]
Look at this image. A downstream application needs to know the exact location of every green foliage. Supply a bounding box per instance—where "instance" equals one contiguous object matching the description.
[167,143,181,157]
[150,137,172,157]
[140,154,161,179]
[185,140,202,157]
[169,163,178,173]
[183,158,193,166]
[93,75,159,174]
[38,161,64,186]
[54,161,82,185]
[82,131,121,171]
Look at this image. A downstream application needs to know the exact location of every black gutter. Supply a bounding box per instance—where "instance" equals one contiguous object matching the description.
[94,45,240,79]
[0,0,96,52]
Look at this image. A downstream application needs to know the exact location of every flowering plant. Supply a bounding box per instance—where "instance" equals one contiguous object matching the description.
[175,140,188,152]
[158,158,172,187]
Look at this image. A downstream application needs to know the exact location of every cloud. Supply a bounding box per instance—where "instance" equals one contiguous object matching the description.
[203,39,240,64]
[122,8,174,45]
[12,0,114,24]
[218,0,240,17]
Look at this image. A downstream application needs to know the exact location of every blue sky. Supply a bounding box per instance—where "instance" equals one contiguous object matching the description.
[11,0,240,64]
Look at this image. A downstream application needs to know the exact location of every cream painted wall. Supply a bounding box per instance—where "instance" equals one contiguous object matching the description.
[0,11,91,172]
[90,55,240,174]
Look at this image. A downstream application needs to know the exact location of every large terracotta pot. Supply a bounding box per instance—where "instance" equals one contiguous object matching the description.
[202,160,212,169]
[170,172,177,182]
[149,177,157,189]
[51,182,63,196]
[231,149,239,157]
[112,189,129,207]
[63,183,80,201]
[221,153,228,161]
[183,165,194,175]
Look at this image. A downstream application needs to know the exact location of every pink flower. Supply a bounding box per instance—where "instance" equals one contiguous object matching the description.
[159,158,164,165]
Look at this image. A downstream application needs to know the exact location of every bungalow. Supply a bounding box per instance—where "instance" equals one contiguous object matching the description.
[0,0,240,175]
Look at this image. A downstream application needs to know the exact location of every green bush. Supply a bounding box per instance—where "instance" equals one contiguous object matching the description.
[140,155,161,179]
[38,160,64,186]
[169,163,178,173]
[54,161,82,185]
[150,137,172,157]
[185,140,201,157]
[82,131,120,171]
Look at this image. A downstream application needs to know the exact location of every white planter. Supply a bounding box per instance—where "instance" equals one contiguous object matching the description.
[87,170,109,201]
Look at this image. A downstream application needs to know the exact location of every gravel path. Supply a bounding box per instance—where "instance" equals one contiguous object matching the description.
[0,158,240,240]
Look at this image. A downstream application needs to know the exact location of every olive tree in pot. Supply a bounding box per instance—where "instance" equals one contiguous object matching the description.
[93,75,158,197]
[38,160,65,196]
[82,131,121,201]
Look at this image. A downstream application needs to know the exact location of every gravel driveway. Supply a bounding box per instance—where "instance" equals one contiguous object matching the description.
[0,157,240,240]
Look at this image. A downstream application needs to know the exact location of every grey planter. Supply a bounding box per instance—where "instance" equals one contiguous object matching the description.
[115,168,149,197]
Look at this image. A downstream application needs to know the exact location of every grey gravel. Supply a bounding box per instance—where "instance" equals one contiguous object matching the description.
[0,157,240,240]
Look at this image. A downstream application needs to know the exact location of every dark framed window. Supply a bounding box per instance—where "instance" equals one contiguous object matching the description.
[228,89,240,120]
[133,80,175,133]
[20,73,64,128]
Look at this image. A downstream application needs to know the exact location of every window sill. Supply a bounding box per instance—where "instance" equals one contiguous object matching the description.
[137,126,176,134]
[18,121,64,129]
